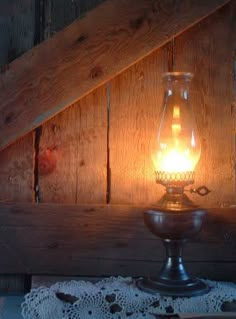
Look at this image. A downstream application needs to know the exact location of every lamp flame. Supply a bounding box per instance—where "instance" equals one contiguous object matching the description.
[156,148,194,172]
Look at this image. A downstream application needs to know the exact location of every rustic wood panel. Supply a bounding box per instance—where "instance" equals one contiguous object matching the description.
[0,0,36,292]
[31,268,236,289]
[232,5,236,200]
[0,0,229,150]
[38,0,107,204]
[32,276,99,288]
[39,87,107,203]
[0,0,35,66]
[0,1,35,202]
[109,47,169,204]
[0,135,34,203]
[173,2,236,206]
[44,0,105,37]
[0,203,235,280]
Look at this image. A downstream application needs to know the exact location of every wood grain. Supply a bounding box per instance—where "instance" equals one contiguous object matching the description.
[0,0,35,66]
[43,0,105,37]
[173,2,236,206]
[0,0,35,202]
[109,47,168,204]
[39,87,107,203]
[0,0,36,292]
[38,0,107,204]
[0,0,230,150]
[0,203,235,280]
[32,276,99,288]
[0,135,34,202]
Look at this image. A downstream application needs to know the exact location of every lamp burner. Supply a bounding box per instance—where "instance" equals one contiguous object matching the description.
[156,171,194,187]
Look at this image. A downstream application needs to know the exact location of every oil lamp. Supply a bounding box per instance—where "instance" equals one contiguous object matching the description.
[137,72,210,297]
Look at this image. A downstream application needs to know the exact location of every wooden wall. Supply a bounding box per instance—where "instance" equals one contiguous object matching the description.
[0,0,106,204]
[0,0,106,292]
[109,3,236,207]
[0,0,235,291]
[37,1,236,208]
[0,1,35,203]
[37,0,108,204]
[1,5,235,205]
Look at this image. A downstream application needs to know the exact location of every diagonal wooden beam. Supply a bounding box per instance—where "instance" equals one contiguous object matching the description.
[0,0,230,150]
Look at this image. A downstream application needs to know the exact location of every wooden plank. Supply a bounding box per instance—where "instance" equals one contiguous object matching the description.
[0,0,35,66]
[38,0,107,204]
[110,2,236,207]
[173,2,236,206]
[32,266,236,288]
[29,262,236,282]
[0,0,36,292]
[109,45,169,204]
[39,87,107,203]
[0,1,35,202]
[0,203,235,279]
[232,7,236,199]
[0,135,34,203]
[44,0,105,37]
[0,0,230,150]
[32,276,99,288]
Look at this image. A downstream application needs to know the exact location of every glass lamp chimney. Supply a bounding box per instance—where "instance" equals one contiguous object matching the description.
[154,72,200,187]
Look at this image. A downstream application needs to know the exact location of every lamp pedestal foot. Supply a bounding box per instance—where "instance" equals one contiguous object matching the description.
[137,239,209,297]
[137,209,210,297]
[137,276,209,297]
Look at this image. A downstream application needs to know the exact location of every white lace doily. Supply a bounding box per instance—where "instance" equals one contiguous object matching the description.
[21,277,236,319]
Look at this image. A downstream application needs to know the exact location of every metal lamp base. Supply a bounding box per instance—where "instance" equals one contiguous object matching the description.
[137,186,210,297]
[137,277,209,297]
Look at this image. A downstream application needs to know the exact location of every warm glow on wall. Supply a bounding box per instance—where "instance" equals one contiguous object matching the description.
[153,72,201,174]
